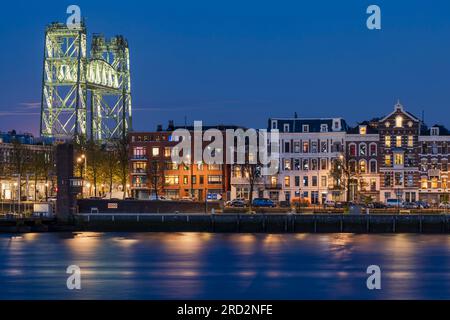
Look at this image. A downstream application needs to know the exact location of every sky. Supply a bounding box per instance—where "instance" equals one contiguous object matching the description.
[1,0,450,135]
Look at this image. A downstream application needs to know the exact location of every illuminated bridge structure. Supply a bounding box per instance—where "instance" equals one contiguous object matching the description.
[40,22,132,141]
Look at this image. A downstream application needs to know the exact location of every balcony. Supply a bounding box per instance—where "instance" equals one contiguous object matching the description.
[131,155,147,161]
[265,183,282,190]
[131,168,147,175]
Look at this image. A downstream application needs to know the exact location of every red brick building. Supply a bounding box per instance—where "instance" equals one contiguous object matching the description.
[128,124,239,201]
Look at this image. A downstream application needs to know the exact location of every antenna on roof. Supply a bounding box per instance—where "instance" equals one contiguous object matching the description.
[422,110,425,124]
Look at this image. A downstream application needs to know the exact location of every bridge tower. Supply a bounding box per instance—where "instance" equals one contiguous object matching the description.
[40,23,88,140]
[90,34,132,141]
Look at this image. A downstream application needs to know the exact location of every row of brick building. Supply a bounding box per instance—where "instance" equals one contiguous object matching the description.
[128,102,450,206]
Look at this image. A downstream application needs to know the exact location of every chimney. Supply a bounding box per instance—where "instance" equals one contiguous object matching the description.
[156,124,163,132]
[168,120,174,131]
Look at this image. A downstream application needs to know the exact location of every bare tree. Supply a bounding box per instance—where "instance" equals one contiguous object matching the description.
[148,160,164,198]
[237,163,262,210]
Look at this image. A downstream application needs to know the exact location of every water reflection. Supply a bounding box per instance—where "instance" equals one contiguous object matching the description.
[0,232,449,299]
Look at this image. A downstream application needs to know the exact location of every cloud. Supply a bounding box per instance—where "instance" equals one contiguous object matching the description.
[19,102,41,109]
[0,111,40,116]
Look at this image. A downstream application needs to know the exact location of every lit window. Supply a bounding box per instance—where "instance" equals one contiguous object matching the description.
[408,136,414,148]
[396,136,402,148]
[359,126,367,135]
[385,155,392,166]
[385,136,391,147]
[152,147,160,157]
[359,160,367,173]
[394,153,404,165]
[395,116,403,128]
[421,178,428,189]
[284,176,290,187]
[431,178,438,189]
[164,147,171,157]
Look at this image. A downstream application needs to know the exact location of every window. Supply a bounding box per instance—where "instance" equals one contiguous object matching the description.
[199,175,204,184]
[302,124,309,133]
[152,147,160,157]
[370,160,377,173]
[165,175,179,185]
[395,172,403,186]
[321,176,327,187]
[271,120,277,130]
[385,155,392,166]
[311,142,318,153]
[431,127,439,136]
[394,153,404,166]
[303,176,309,187]
[294,159,300,170]
[320,158,327,170]
[197,162,204,170]
[359,160,367,173]
[284,159,291,170]
[320,124,328,132]
[295,176,300,187]
[208,175,223,184]
[302,142,309,153]
[133,147,146,159]
[284,176,290,187]
[320,141,328,153]
[311,159,318,170]
[312,176,318,187]
[408,136,414,148]
[395,116,403,128]
[359,143,367,156]
[208,164,222,171]
[431,178,438,189]
[349,143,357,156]
[370,179,377,191]
[407,174,414,187]
[349,160,356,173]
[370,143,377,156]
[164,147,171,157]
[359,126,367,135]
[384,173,391,187]
[284,141,290,153]
[183,176,189,184]
[396,136,402,148]
[191,175,197,184]
[421,178,428,189]
[294,142,301,153]
[385,136,391,148]
[132,162,147,173]
[283,123,290,132]
[302,159,309,171]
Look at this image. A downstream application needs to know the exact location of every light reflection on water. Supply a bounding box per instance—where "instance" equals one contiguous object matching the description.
[0,232,449,300]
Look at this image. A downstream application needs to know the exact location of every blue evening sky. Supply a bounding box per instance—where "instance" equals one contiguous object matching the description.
[1,0,450,134]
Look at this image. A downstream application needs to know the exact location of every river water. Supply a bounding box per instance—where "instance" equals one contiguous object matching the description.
[0,232,449,299]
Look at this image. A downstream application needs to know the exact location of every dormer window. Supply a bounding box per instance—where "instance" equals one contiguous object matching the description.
[395,116,403,128]
[359,126,367,135]
[271,120,278,130]
[431,127,439,136]
[283,123,290,132]
[333,120,340,131]
[320,124,328,132]
[302,124,309,133]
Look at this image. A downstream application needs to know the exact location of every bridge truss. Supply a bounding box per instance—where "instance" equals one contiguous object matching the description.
[40,23,132,141]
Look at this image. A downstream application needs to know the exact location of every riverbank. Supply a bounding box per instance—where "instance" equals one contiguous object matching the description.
[2,213,449,234]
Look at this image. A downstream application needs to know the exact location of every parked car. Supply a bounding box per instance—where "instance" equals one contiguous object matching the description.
[323,200,336,208]
[149,194,168,201]
[371,202,386,209]
[403,202,418,209]
[227,199,247,207]
[180,196,195,202]
[386,198,404,208]
[252,198,276,208]
[439,202,450,209]
[415,201,430,209]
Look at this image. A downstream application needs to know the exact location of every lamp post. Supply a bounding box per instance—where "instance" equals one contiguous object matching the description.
[77,154,87,197]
